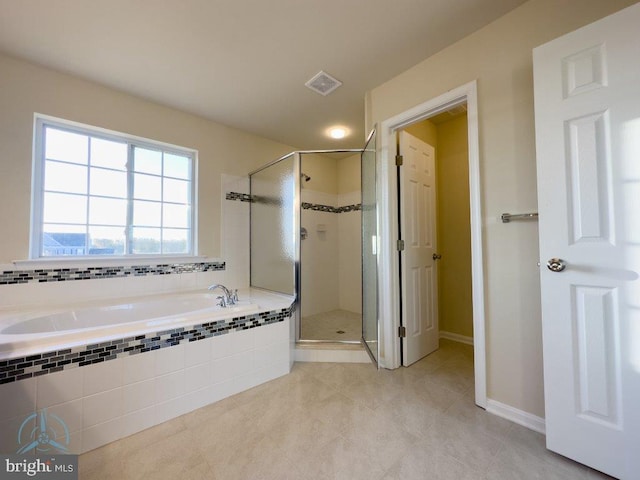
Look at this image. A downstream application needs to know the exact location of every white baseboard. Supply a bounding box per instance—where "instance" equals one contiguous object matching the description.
[486,398,546,434]
[439,331,474,345]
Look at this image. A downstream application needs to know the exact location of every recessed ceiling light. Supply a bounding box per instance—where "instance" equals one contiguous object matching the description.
[327,126,349,139]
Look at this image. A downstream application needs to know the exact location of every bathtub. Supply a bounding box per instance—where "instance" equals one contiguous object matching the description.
[0,288,294,454]
[2,293,258,333]
[0,289,289,359]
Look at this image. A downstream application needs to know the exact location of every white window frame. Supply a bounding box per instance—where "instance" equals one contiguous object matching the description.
[30,114,198,259]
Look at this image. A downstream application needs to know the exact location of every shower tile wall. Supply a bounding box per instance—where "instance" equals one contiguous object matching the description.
[337,191,362,314]
[300,190,362,317]
[301,189,340,317]
[221,174,250,289]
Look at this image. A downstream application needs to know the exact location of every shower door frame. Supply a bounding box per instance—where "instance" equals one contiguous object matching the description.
[248,151,299,301]
[249,148,375,347]
[295,149,368,345]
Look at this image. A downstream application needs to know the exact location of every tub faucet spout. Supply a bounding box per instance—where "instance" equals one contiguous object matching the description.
[208,284,236,306]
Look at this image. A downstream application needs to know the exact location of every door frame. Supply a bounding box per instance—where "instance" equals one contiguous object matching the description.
[377,80,487,408]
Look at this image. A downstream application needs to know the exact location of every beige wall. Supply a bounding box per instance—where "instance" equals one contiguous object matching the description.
[300,153,338,195]
[366,0,637,418]
[436,115,473,338]
[337,154,361,195]
[0,52,293,264]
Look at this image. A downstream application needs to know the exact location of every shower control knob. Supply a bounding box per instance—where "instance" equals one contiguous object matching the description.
[546,258,567,272]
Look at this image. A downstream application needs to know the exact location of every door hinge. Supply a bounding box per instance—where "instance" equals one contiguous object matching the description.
[397,239,405,251]
[399,326,406,338]
[395,155,403,166]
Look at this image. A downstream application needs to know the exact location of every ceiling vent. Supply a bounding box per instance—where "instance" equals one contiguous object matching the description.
[305,71,342,96]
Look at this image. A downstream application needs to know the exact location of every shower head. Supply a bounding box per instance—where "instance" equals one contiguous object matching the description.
[301,173,311,182]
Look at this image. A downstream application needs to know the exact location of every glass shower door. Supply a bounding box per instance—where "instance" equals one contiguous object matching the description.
[361,129,378,365]
[249,153,298,295]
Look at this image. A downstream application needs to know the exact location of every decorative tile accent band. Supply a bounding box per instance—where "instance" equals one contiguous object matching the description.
[225,192,253,202]
[225,191,362,214]
[0,261,226,286]
[301,202,362,213]
[0,304,294,385]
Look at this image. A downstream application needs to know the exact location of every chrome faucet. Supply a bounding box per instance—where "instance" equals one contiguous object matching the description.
[208,284,238,307]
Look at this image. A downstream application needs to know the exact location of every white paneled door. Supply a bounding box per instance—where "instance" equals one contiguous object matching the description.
[533,4,640,479]
[399,131,439,366]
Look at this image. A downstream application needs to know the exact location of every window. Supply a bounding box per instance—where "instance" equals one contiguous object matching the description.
[31,116,196,258]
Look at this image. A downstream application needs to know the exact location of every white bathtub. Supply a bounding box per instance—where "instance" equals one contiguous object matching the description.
[0,288,291,360]
[0,288,294,454]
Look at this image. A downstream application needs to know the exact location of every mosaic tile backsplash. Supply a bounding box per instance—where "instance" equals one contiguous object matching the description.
[226,191,362,214]
[0,261,225,286]
[225,192,253,202]
[0,304,294,384]
[301,202,362,213]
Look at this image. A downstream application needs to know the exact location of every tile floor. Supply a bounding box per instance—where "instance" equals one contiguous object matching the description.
[79,340,613,479]
[300,309,362,341]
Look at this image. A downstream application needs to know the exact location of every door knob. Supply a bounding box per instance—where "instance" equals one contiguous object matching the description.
[433,253,442,260]
[546,258,567,272]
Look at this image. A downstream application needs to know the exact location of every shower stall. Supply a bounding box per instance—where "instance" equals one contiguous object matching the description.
[249,130,378,363]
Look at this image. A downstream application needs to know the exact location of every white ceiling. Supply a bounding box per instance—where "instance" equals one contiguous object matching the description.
[0,0,527,150]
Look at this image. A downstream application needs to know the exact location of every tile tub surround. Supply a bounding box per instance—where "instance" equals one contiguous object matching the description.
[0,289,293,454]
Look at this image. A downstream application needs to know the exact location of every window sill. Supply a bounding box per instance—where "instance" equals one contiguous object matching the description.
[11,255,219,270]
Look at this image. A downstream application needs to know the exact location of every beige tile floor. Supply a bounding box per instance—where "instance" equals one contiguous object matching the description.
[79,340,614,480]
[300,309,362,341]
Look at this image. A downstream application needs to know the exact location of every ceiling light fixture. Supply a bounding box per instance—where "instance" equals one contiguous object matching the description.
[327,126,349,139]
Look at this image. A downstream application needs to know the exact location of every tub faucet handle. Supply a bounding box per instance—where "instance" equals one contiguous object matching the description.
[216,295,227,308]
[231,289,239,303]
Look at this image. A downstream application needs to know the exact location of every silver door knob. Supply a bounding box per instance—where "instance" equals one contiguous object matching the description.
[547,258,566,272]
[433,253,442,260]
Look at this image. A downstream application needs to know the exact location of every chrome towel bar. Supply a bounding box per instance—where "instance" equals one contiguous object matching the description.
[501,212,538,223]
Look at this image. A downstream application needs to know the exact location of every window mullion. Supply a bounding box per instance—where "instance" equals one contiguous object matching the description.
[85,137,91,256]
[126,145,134,255]
[160,152,164,255]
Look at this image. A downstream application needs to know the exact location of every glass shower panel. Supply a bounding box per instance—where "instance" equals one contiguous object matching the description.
[249,154,297,295]
[361,129,378,365]
[298,152,363,343]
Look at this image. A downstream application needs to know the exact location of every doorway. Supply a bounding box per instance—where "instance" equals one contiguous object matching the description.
[398,105,474,366]
[378,80,487,408]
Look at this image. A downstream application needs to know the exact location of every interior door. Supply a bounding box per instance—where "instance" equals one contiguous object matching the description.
[361,129,379,366]
[399,131,439,366]
[534,4,640,478]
